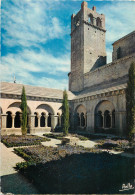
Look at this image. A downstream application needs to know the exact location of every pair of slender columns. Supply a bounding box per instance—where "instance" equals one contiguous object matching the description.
[102,114,113,128]
[37,115,48,128]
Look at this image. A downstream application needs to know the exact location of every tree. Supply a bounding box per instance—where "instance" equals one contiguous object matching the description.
[20,86,27,135]
[61,90,69,135]
[126,62,135,140]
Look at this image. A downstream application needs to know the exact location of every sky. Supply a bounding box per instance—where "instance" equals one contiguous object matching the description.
[1,0,135,90]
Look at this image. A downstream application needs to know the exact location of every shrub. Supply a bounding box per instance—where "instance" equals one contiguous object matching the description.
[126,62,135,140]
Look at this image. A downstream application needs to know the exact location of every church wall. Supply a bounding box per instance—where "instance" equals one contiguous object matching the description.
[112,31,135,61]
[84,53,135,89]
[72,92,126,135]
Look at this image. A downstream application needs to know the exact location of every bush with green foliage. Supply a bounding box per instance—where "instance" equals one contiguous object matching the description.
[20,86,27,135]
[61,90,69,135]
[126,62,135,139]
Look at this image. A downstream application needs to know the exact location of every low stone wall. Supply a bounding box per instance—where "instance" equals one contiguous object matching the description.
[1,128,22,135]
[30,127,51,135]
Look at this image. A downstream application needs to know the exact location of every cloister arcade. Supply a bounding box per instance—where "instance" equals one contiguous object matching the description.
[1,101,62,135]
[74,104,87,129]
[95,100,115,129]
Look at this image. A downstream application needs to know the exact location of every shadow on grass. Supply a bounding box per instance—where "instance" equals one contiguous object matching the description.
[17,152,134,194]
[1,172,39,194]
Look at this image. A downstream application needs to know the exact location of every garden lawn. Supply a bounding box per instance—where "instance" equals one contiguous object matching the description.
[1,135,50,147]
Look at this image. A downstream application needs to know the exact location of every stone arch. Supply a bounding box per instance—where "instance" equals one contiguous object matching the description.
[6,111,12,128]
[34,112,38,127]
[88,14,93,24]
[74,104,86,128]
[40,112,46,127]
[36,104,54,115]
[95,100,115,130]
[7,102,31,114]
[96,17,102,27]
[15,111,21,128]
[48,113,51,127]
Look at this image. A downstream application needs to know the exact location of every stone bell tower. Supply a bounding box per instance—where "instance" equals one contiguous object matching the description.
[69,1,107,92]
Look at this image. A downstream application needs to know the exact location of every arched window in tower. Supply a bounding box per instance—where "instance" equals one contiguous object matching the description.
[96,17,102,27]
[15,112,21,128]
[6,111,12,128]
[48,113,51,127]
[88,14,93,24]
[81,112,85,127]
[40,112,45,127]
[34,112,38,127]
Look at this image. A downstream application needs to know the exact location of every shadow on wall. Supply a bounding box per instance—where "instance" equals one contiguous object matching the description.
[91,56,106,71]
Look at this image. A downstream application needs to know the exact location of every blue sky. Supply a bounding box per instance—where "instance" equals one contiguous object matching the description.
[1,0,135,90]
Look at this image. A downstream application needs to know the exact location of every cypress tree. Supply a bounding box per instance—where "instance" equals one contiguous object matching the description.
[126,62,135,140]
[20,86,27,135]
[61,90,69,135]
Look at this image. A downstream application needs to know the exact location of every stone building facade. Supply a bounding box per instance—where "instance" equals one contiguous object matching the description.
[1,1,135,135]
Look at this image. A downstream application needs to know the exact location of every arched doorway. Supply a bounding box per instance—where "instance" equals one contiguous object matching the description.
[15,112,21,128]
[48,113,51,127]
[104,110,111,128]
[40,112,45,127]
[96,111,103,128]
[81,113,85,127]
[6,111,12,128]
[34,112,38,127]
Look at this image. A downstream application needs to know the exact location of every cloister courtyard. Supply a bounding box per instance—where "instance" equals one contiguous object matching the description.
[1,131,135,194]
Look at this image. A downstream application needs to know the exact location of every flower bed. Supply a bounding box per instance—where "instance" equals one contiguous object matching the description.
[1,135,50,147]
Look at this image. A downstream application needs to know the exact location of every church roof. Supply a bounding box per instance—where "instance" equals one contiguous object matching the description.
[0,82,75,100]
[112,31,135,45]
[74,83,127,99]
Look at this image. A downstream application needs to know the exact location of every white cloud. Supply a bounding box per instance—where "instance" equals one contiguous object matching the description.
[98,2,135,63]
[2,0,67,47]
[1,48,70,89]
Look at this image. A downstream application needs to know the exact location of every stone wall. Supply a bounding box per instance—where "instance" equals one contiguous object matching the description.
[84,53,135,89]
[112,31,135,61]
[72,91,126,135]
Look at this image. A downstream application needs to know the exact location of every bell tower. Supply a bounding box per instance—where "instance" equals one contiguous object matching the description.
[69,1,107,92]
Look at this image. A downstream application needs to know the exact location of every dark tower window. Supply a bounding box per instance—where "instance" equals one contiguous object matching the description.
[117,47,121,59]
[88,14,93,24]
[96,17,101,27]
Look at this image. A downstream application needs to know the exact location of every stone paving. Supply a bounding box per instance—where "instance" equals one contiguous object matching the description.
[0,142,39,194]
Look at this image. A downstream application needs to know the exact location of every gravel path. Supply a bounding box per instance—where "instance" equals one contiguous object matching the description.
[0,142,39,194]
